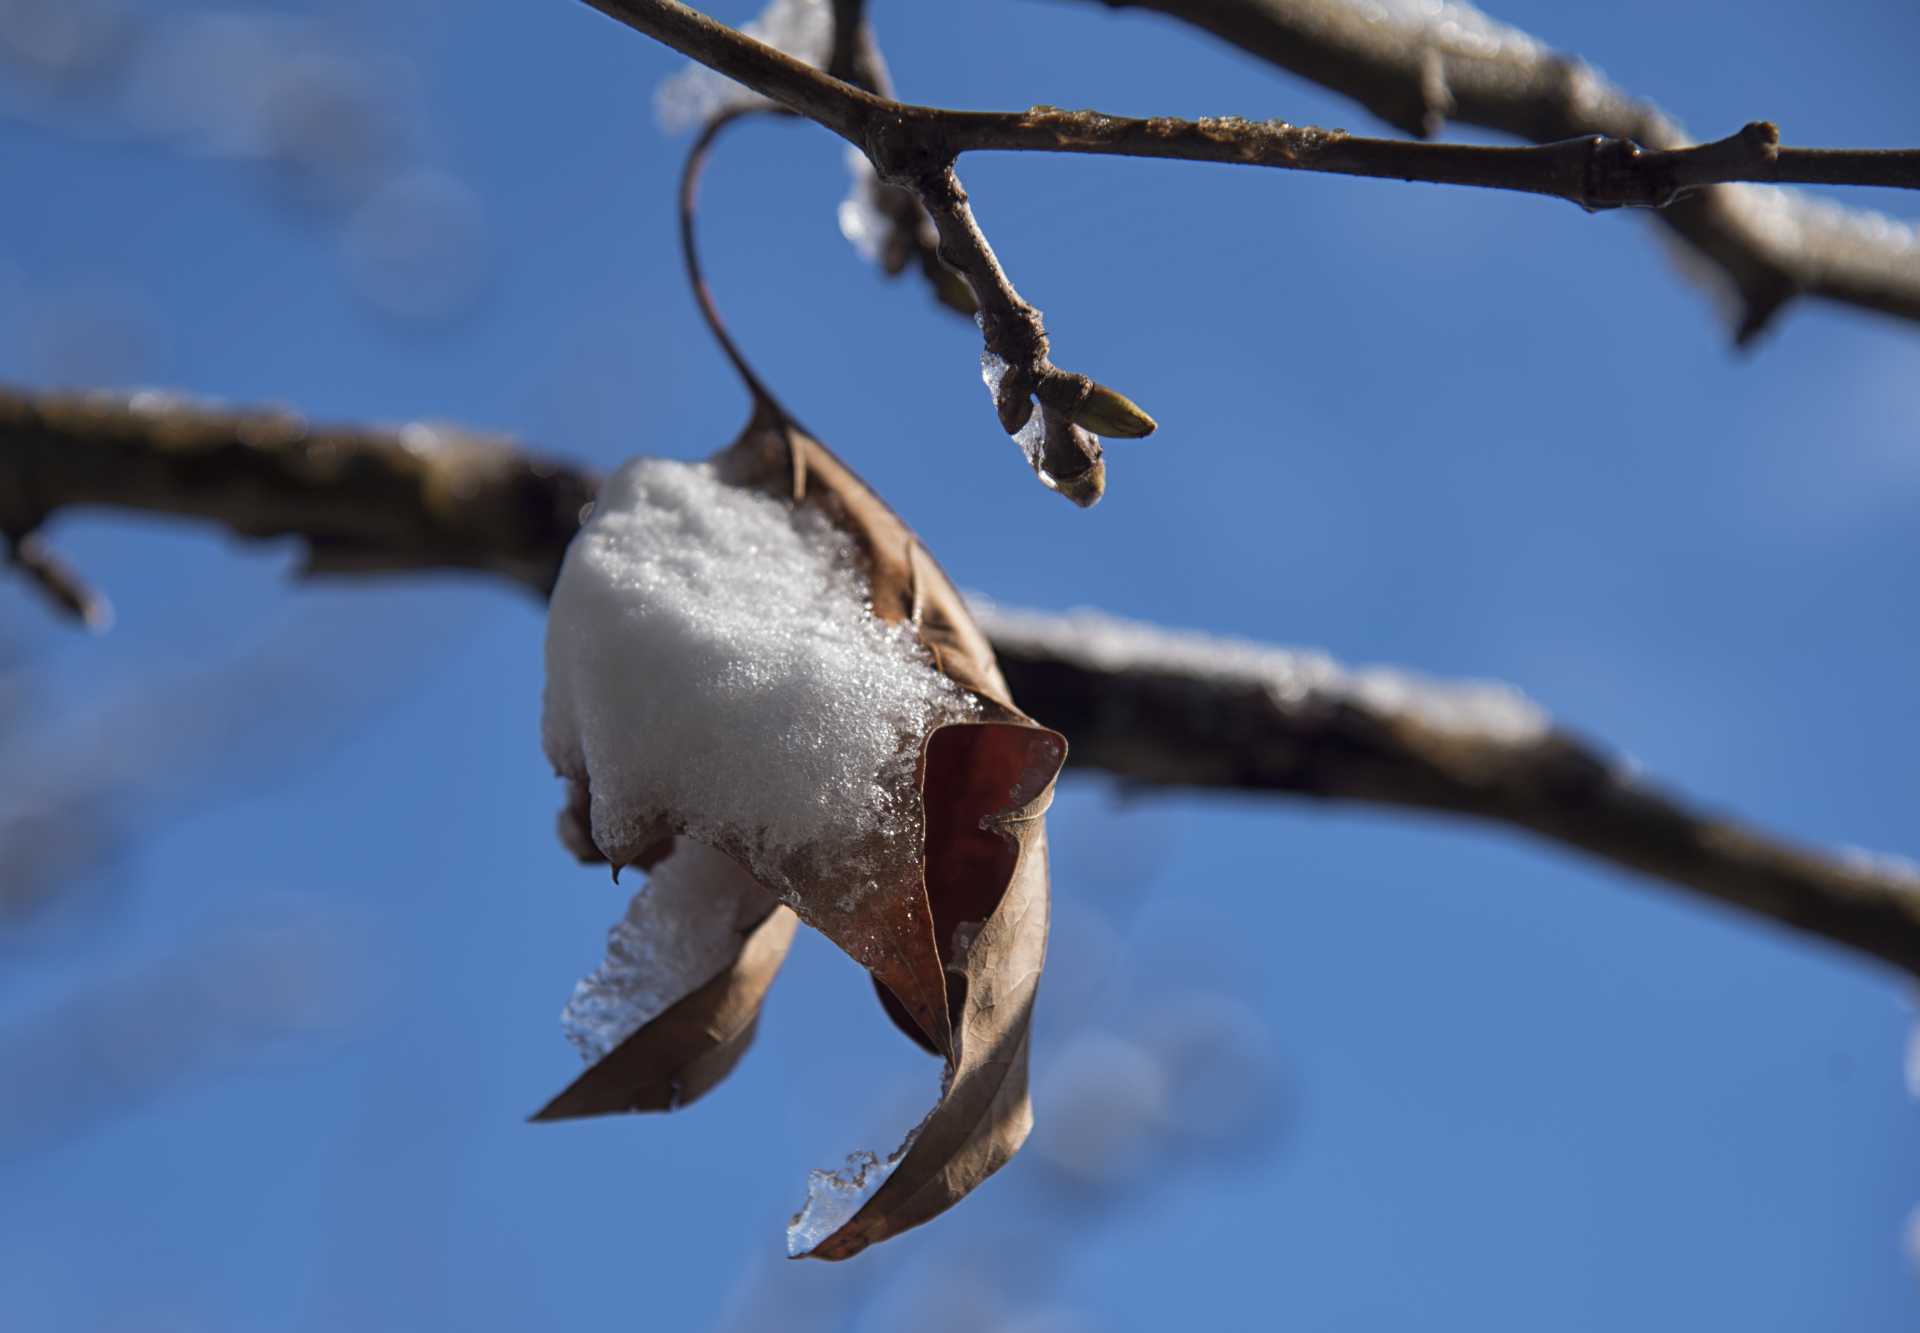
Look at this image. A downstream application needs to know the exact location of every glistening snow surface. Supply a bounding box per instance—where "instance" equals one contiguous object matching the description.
[971,599,1550,744]
[561,839,776,1063]
[542,457,966,879]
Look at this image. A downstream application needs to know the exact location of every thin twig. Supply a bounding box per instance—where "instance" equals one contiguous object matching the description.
[4,532,112,630]
[680,107,788,414]
[824,0,873,88]
[1071,0,1920,341]
[936,114,1902,212]
[585,0,1919,204]
[5,382,1917,980]
[581,0,881,140]
[823,0,978,317]
[588,0,1153,500]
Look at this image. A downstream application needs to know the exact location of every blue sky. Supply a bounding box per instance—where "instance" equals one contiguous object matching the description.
[2,1,1917,1329]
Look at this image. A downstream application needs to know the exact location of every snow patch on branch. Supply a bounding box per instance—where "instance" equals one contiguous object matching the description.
[972,600,1550,745]
[1725,183,1920,259]
[1354,0,1541,59]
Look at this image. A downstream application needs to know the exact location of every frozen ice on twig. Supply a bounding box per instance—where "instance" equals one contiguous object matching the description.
[543,457,970,882]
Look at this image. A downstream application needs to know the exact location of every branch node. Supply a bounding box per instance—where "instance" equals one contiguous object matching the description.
[864,109,949,189]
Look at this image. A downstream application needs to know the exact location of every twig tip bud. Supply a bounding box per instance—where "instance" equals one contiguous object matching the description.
[1073,382,1157,439]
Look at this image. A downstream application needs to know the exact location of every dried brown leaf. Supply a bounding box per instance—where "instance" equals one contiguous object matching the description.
[787,718,1061,1259]
[540,406,1064,1255]
[715,408,1066,1259]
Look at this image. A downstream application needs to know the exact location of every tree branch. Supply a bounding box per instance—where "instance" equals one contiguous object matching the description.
[6,382,1917,979]
[824,0,979,318]
[1072,0,1920,341]
[590,0,1161,501]
[0,388,596,599]
[580,2,1918,501]
[937,114,1917,212]
[978,604,1920,979]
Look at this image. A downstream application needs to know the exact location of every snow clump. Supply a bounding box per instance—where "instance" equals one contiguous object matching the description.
[542,457,969,883]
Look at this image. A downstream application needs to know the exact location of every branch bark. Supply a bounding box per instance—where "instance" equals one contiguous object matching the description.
[824,0,979,318]
[0,389,595,596]
[1073,0,1920,341]
[6,383,1917,980]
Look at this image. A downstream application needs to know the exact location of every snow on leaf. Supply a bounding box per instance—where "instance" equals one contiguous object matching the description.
[534,835,797,1121]
[542,455,973,880]
[559,838,782,1064]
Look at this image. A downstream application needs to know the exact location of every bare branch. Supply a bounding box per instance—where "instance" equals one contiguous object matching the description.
[581,0,882,141]
[823,0,873,88]
[938,114,1917,212]
[824,0,978,317]
[6,382,1917,980]
[579,1,1918,499]
[0,387,595,596]
[979,604,1920,980]
[910,161,1112,506]
[589,0,1159,500]
[587,1,1919,204]
[1072,0,1920,340]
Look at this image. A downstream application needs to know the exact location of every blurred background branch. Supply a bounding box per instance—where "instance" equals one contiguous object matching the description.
[6,382,1916,980]
[1066,0,1920,341]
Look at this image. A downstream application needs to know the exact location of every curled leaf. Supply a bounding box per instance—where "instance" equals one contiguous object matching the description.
[716,412,1066,1257]
[534,837,797,1120]
[540,403,1064,1255]
[789,718,1062,1259]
